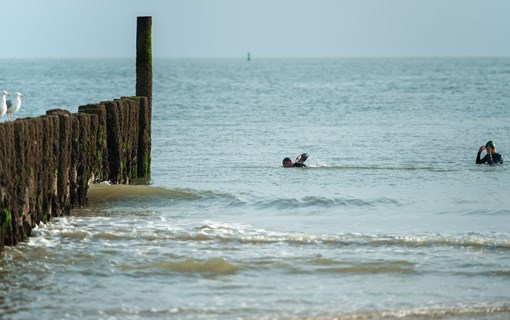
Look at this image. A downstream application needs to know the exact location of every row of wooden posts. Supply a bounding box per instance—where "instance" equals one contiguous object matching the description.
[0,16,153,251]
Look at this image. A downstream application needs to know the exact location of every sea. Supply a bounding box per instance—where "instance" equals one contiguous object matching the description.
[1,57,509,319]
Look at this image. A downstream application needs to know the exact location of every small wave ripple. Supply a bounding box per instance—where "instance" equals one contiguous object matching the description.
[327,305,510,320]
[87,184,201,203]
[253,196,401,210]
[86,184,403,210]
[305,164,452,173]
[119,257,238,276]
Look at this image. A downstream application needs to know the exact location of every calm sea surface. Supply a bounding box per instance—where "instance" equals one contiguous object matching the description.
[1,58,510,319]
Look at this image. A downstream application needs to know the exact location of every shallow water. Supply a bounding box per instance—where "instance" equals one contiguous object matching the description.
[1,57,510,319]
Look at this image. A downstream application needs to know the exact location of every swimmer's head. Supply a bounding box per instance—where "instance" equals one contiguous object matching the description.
[485,141,496,149]
[282,157,293,168]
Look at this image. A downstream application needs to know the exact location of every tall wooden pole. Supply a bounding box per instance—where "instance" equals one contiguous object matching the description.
[136,16,152,107]
[135,16,152,178]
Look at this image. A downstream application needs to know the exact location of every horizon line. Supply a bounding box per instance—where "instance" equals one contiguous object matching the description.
[1,54,510,60]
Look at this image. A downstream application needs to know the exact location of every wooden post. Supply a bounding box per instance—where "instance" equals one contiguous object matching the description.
[136,16,152,108]
[136,16,152,178]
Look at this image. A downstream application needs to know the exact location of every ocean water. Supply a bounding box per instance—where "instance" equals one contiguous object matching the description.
[1,57,510,319]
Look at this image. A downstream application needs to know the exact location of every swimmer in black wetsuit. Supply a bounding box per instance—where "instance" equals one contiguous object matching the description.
[282,153,309,168]
[476,141,503,165]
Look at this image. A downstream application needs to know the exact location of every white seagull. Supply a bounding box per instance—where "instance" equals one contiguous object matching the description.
[1,91,10,122]
[6,92,24,121]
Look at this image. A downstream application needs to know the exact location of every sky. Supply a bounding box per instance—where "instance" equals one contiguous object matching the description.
[1,0,510,58]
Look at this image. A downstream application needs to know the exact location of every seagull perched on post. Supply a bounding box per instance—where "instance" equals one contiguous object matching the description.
[1,91,10,122]
[6,92,24,121]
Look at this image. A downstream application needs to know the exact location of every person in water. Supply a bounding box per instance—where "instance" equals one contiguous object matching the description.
[476,141,503,165]
[282,153,309,168]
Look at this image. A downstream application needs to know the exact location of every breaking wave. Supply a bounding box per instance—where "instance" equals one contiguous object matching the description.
[165,224,510,250]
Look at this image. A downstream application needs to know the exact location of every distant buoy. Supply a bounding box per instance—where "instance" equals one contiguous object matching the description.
[247,52,251,62]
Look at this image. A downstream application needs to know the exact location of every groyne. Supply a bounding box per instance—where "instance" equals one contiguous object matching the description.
[0,16,152,251]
